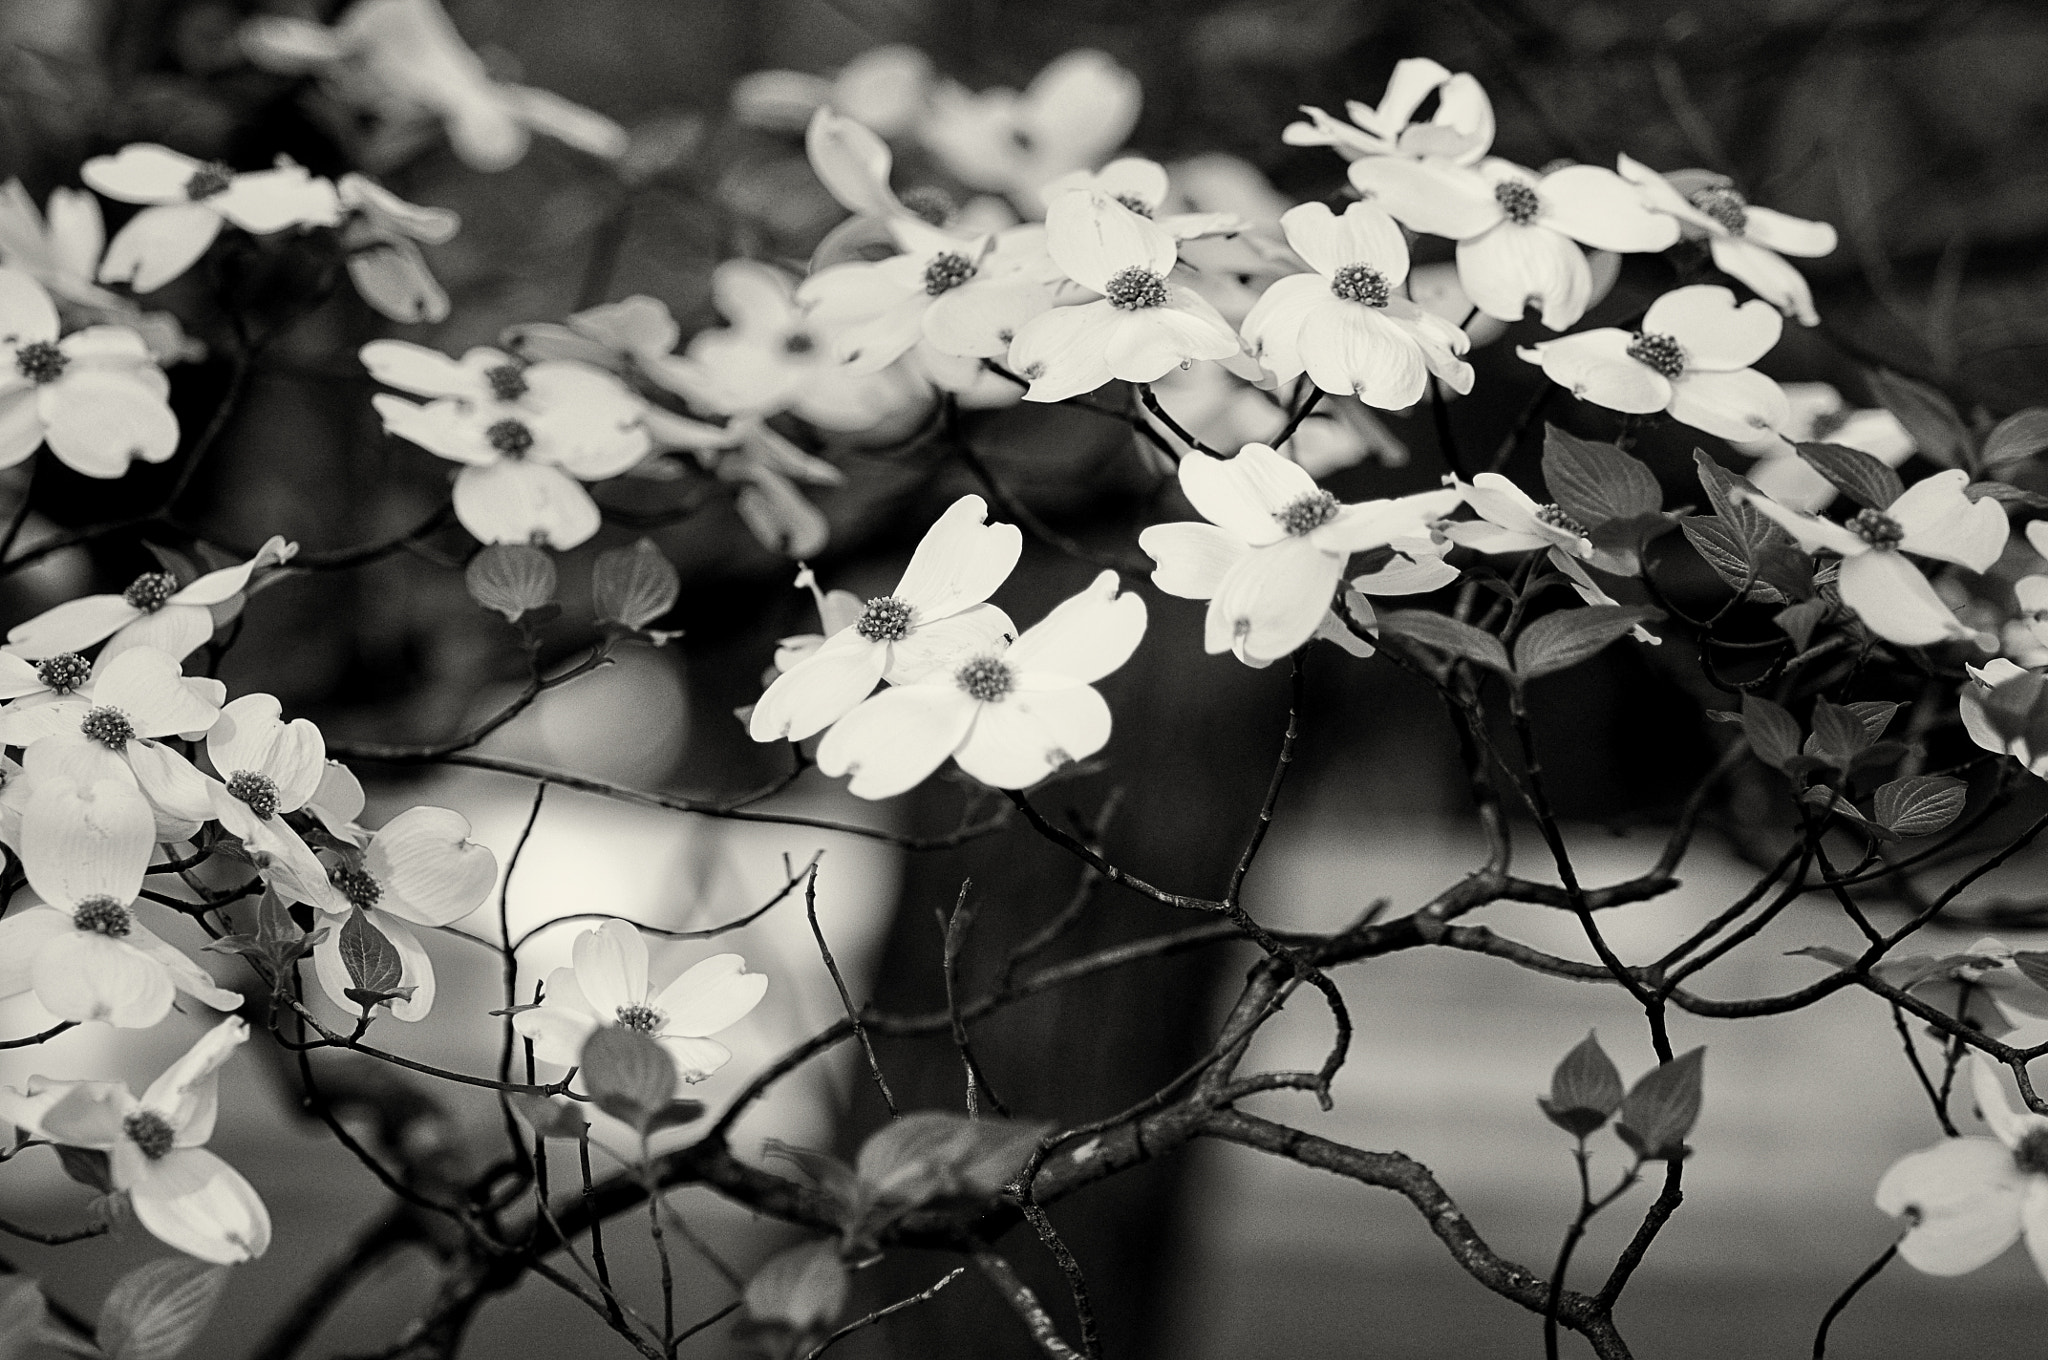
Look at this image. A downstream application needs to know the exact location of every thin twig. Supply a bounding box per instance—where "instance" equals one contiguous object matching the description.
[806,862,896,1117]
[803,1267,966,1359]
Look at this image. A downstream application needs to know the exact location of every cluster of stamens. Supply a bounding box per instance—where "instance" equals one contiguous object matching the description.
[123,1110,175,1160]
[1848,508,1905,549]
[2016,1129,2048,1176]
[1329,263,1390,307]
[73,895,132,937]
[615,1003,665,1033]
[14,341,65,385]
[899,186,956,227]
[80,706,135,750]
[854,595,913,642]
[1113,194,1154,218]
[35,653,89,694]
[956,654,1015,702]
[1274,491,1341,536]
[486,419,534,457]
[1104,266,1170,311]
[226,770,281,819]
[124,571,178,612]
[782,332,816,355]
[1625,331,1686,379]
[923,252,977,296]
[331,867,382,909]
[485,364,529,401]
[1688,186,1749,235]
[1535,503,1589,538]
[1493,180,1542,225]
[184,162,234,201]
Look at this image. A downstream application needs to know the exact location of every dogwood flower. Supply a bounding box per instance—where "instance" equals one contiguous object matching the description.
[336,173,460,325]
[750,494,1021,742]
[733,44,935,138]
[1349,157,1677,330]
[0,1016,270,1263]
[919,50,1141,210]
[203,694,331,893]
[514,920,767,1080]
[1283,57,1494,165]
[1140,443,1461,666]
[817,570,1145,798]
[1006,192,1240,402]
[1617,156,1837,327]
[1877,1056,2048,1283]
[1735,470,2007,647]
[1241,201,1473,407]
[0,181,199,363]
[1730,382,1915,512]
[0,776,239,1026]
[306,807,498,1022]
[5,535,295,662]
[82,145,341,294]
[0,267,179,477]
[1520,285,1792,442]
[363,342,651,548]
[1959,659,2048,779]
[1442,473,1595,559]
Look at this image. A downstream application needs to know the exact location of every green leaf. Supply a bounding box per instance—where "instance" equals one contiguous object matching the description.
[592,538,680,629]
[1541,426,1663,526]
[1803,700,1872,768]
[1981,408,2048,474]
[464,544,558,623]
[1801,786,1898,841]
[1679,515,1778,602]
[1795,442,1905,511]
[739,1240,847,1336]
[1866,369,1971,470]
[1873,775,1968,837]
[579,1027,677,1133]
[97,1258,232,1360]
[1614,1048,1705,1162]
[1774,599,1828,650]
[855,1112,1053,1212]
[1845,701,1899,740]
[1739,695,1801,772]
[338,909,402,999]
[1512,606,1659,679]
[54,1146,112,1193]
[1376,610,1512,676]
[1538,1031,1625,1138]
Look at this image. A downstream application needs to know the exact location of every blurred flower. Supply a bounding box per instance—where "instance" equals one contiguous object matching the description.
[1960,658,2048,777]
[817,569,1145,798]
[919,50,1141,212]
[1284,57,1494,165]
[515,920,767,1079]
[5,534,295,662]
[0,1017,271,1263]
[1520,285,1791,442]
[82,146,341,293]
[2013,522,2048,653]
[0,267,180,478]
[0,181,200,363]
[750,494,1020,743]
[336,173,460,325]
[1618,156,1837,327]
[732,44,935,138]
[1730,382,1915,512]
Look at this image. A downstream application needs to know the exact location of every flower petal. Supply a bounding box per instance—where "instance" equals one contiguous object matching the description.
[885,603,1015,684]
[0,268,60,343]
[210,169,341,234]
[1347,159,1500,241]
[1709,238,1820,328]
[98,204,222,294]
[94,646,219,738]
[1280,201,1408,285]
[657,1036,733,1083]
[1877,1136,2026,1276]
[1179,442,1319,547]
[1101,302,1239,384]
[1140,520,1252,600]
[127,1146,270,1263]
[40,373,179,477]
[96,604,215,666]
[1743,207,1837,258]
[1665,368,1791,443]
[20,776,152,908]
[953,684,1112,787]
[1208,535,1344,663]
[5,595,140,658]
[0,907,71,999]
[1536,166,1680,252]
[452,460,602,549]
[1045,191,1176,295]
[1523,330,1671,414]
[366,806,496,927]
[513,996,601,1068]
[1838,549,1976,647]
[138,1015,247,1130]
[573,919,650,1019]
[892,493,1023,619]
[126,742,214,823]
[653,954,768,1037]
[32,932,172,1027]
[1298,305,1425,409]
[1455,223,1591,330]
[1006,571,1146,683]
[815,683,978,800]
[1643,285,1782,371]
[750,628,889,743]
[79,145,204,205]
[1008,300,1115,403]
[1891,469,2008,573]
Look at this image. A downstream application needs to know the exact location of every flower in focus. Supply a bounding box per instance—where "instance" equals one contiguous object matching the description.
[1006,192,1240,402]
[0,180,200,363]
[363,341,652,548]
[1140,442,1460,666]
[1520,285,1792,443]
[204,694,332,898]
[817,569,1145,798]
[1443,472,1595,559]
[515,920,767,1080]
[1737,470,2007,647]
[750,494,1021,742]
[6,535,294,662]
[336,173,461,325]
[1618,156,1837,327]
[1729,382,1916,512]
[1283,57,1494,165]
[0,267,180,478]
[919,50,1141,211]
[1350,156,1677,330]
[1241,201,1473,407]
[0,775,239,1026]
[1877,1056,2048,1284]
[0,1016,270,1262]
[82,145,341,294]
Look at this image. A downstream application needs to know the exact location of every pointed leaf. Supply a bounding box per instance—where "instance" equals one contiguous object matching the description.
[97,1258,232,1360]
[579,1027,677,1133]
[1873,775,1967,837]
[592,539,680,629]
[1739,695,1801,772]
[1513,606,1659,679]
[1376,610,1512,676]
[1614,1047,1705,1161]
[465,544,558,623]
[1774,598,1828,650]
[1679,515,1778,602]
[338,909,402,997]
[1981,409,2048,474]
[1542,426,1663,527]
[1539,1031,1624,1137]
[1866,369,1969,470]
[1795,442,1905,511]
[55,1146,112,1193]
[1803,700,1872,768]
[1845,701,1899,740]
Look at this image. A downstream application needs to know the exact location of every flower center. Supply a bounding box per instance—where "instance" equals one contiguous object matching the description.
[1104,266,1170,311]
[1625,331,1686,379]
[13,340,65,386]
[854,595,913,642]
[486,419,534,458]
[1688,186,1749,235]
[184,162,234,201]
[955,654,1014,702]
[485,364,528,401]
[1275,491,1342,536]
[2016,1128,2048,1177]
[782,331,816,355]
[899,186,956,227]
[1494,180,1542,225]
[923,252,977,296]
[615,1003,664,1033]
[34,652,89,694]
[1113,194,1154,218]
[123,1110,175,1160]
[123,572,178,612]
[80,706,134,750]
[72,895,132,937]
[1329,263,1390,307]
[1848,508,1904,549]
[330,867,382,909]
[1535,502,1590,537]
[226,770,280,819]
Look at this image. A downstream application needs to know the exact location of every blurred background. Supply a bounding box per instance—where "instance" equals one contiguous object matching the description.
[3,0,2048,1355]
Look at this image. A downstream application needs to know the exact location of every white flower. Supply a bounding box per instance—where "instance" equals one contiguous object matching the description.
[1520,285,1792,442]
[1442,473,1594,558]
[0,776,238,1026]
[203,694,332,898]
[1140,442,1460,666]
[363,342,651,549]
[1729,382,1915,512]
[1877,1056,2048,1283]
[817,570,1145,798]
[1040,158,1242,242]
[6,535,295,662]
[749,494,1021,743]
[1283,57,1494,165]
[306,806,498,1022]
[0,1016,270,1263]
[1737,470,2008,647]
[0,267,179,478]
[1241,201,1473,407]
[336,173,460,325]
[1350,156,1678,331]
[918,50,1141,210]
[1618,156,1837,327]
[0,180,200,363]
[2013,521,2048,653]
[1959,659,2048,778]
[514,920,767,1080]
[82,145,341,293]
[733,45,935,138]
[1006,192,1241,402]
